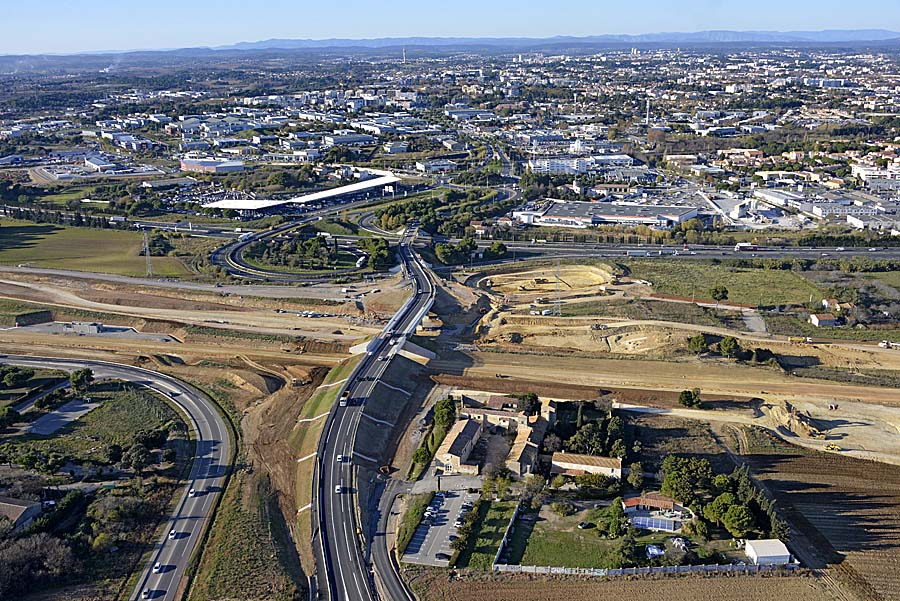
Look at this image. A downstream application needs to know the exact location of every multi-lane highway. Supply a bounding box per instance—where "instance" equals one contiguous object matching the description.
[315,226,433,601]
[0,355,232,601]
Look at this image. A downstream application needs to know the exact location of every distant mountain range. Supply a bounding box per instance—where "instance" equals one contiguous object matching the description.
[218,29,900,51]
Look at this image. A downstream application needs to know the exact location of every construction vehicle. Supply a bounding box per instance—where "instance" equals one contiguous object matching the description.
[788,336,813,344]
[825,444,843,452]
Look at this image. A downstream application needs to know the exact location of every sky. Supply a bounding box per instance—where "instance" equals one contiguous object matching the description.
[4,0,900,55]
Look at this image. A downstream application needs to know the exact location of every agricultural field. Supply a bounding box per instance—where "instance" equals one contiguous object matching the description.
[405,568,827,601]
[628,413,738,474]
[623,260,821,306]
[739,428,900,601]
[0,219,190,276]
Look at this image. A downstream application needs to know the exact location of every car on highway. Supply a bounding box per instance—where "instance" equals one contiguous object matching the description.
[153,562,163,573]
[336,454,346,463]
[168,529,177,540]
[142,589,152,599]
[334,484,344,494]
[189,488,197,497]
[378,355,388,361]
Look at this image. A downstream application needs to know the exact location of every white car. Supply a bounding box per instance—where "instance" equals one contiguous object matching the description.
[168,529,177,540]
[334,485,343,494]
[152,562,163,574]
[336,455,345,463]
[142,590,152,600]
[188,488,197,497]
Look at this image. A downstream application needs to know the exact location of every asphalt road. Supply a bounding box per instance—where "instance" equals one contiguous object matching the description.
[0,355,232,601]
[316,226,433,601]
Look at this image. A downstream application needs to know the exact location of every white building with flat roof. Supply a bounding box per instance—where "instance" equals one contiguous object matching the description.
[744,539,791,566]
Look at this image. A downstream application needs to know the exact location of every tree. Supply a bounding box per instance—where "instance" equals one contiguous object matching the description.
[516,392,540,416]
[719,336,740,358]
[678,388,702,408]
[687,333,708,354]
[610,438,627,459]
[568,422,605,456]
[703,492,737,525]
[710,285,729,304]
[543,433,563,453]
[433,398,456,430]
[106,444,123,464]
[2,367,32,388]
[412,447,430,465]
[124,443,152,479]
[722,504,755,538]
[69,368,94,394]
[550,474,567,489]
[605,498,627,538]
[627,462,644,490]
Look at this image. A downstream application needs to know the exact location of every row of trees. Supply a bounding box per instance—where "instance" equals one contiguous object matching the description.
[356,237,394,270]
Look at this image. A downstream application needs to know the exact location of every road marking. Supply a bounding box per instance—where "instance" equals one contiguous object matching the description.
[297,452,317,463]
[297,503,311,513]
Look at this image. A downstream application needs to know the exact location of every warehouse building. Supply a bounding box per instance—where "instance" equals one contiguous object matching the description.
[744,539,791,566]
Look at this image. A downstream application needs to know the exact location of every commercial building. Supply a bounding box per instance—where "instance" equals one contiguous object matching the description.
[180,158,245,174]
[744,539,791,566]
[416,159,458,173]
[530,200,698,229]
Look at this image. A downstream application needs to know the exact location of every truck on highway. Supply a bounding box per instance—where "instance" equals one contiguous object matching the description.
[734,242,760,252]
[879,340,900,349]
[788,336,813,344]
[238,232,253,242]
[339,389,350,407]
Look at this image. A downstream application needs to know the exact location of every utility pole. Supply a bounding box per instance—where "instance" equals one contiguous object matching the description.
[143,230,153,277]
[555,259,562,316]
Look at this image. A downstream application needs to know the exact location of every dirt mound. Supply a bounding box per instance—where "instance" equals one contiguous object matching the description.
[761,399,826,439]
[488,264,614,296]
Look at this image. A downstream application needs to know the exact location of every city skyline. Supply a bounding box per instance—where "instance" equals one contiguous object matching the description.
[4,0,900,55]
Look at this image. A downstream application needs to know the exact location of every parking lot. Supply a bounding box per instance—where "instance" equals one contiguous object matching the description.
[401,490,479,567]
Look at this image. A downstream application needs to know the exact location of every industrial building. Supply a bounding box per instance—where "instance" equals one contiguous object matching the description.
[517,200,698,229]
[744,539,792,566]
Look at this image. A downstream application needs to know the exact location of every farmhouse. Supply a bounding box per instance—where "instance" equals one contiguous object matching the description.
[744,539,792,566]
[0,496,42,531]
[550,452,622,478]
[622,493,694,533]
[435,418,482,475]
[809,313,838,327]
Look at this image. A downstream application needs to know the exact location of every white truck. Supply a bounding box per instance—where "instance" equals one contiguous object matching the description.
[878,340,899,349]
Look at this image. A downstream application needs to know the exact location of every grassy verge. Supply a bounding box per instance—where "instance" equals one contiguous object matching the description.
[287,355,363,570]
[623,259,821,306]
[186,472,300,601]
[397,492,434,556]
[0,218,189,276]
[407,421,450,481]
[456,500,517,571]
[562,298,727,327]
[243,250,362,275]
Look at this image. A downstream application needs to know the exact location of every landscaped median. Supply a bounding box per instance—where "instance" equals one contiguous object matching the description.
[288,355,363,571]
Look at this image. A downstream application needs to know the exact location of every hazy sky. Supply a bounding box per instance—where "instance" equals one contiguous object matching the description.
[5,0,900,54]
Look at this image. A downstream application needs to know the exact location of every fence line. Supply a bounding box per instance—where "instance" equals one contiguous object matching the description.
[494,562,800,577]
[493,499,522,566]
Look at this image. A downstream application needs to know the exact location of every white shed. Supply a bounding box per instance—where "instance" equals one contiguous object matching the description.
[745,539,791,566]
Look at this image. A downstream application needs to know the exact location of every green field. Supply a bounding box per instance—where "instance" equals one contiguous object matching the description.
[456,500,518,570]
[0,219,190,276]
[624,260,821,306]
